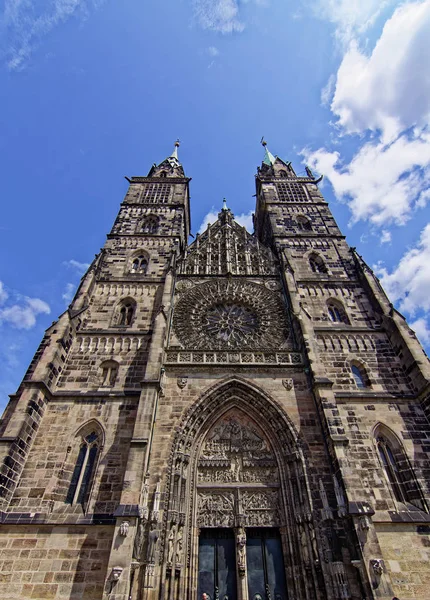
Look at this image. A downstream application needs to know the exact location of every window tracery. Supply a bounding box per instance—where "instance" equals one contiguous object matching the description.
[141,215,159,234]
[66,429,100,507]
[130,254,148,273]
[116,298,136,327]
[309,253,327,273]
[296,216,312,231]
[375,428,427,511]
[327,301,349,324]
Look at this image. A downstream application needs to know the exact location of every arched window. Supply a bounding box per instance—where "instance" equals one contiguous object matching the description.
[279,170,288,178]
[327,301,349,324]
[117,299,136,327]
[309,253,327,274]
[141,216,159,234]
[297,216,312,231]
[66,429,100,506]
[375,429,427,511]
[160,171,167,178]
[351,364,368,388]
[100,360,119,387]
[131,254,148,274]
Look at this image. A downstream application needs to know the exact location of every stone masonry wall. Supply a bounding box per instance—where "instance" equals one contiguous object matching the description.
[8,398,137,515]
[0,525,112,600]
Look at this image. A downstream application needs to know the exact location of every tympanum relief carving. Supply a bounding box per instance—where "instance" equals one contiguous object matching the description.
[197,411,280,528]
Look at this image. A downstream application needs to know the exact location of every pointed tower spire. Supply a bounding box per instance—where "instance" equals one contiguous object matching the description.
[261,137,276,166]
[222,198,228,211]
[170,139,180,161]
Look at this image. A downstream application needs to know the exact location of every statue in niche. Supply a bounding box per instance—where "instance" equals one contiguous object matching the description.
[146,522,159,563]
[231,455,242,482]
[167,525,176,563]
[237,527,246,575]
[176,526,183,564]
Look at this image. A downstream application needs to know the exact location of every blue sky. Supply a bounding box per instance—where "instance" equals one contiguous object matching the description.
[1,0,430,412]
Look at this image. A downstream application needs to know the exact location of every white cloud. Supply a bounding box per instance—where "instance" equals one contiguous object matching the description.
[194,0,244,33]
[380,230,391,244]
[375,223,430,315]
[303,2,430,230]
[193,0,265,33]
[303,129,430,226]
[62,282,76,305]
[410,317,430,346]
[0,280,51,330]
[321,74,336,107]
[0,0,105,70]
[207,46,220,57]
[235,210,254,232]
[330,2,430,141]
[0,296,50,330]
[312,0,394,45]
[0,281,8,305]
[63,259,90,275]
[198,207,254,233]
[198,208,219,233]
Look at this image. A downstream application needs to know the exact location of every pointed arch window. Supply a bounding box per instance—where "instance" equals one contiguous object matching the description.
[279,170,288,178]
[297,216,312,232]
[328,301,349,324]
[131,254,148,274]
[66,431,100,506]
[351,364,368,388]
[100,360,119,387]
[309,253,327,274]
[116,298,136,327]
[376,431,427,511]
[141,215,160,234]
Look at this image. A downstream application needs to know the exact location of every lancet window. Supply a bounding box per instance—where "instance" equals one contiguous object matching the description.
[351,363,368,388]
[327,301,349,324]
[66,429,101,507]
[116,298,136,327]
[100,360,119,387]
[309,253,327,273]
[141,215,160,234]
[296,216,312,231]
[375,427,427,512]
[130,254,148,273]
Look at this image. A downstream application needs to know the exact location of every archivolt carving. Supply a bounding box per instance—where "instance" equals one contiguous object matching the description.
[173,280,289,350]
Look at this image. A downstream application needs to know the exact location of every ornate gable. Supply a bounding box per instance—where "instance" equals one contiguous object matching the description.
[178,207,277,276]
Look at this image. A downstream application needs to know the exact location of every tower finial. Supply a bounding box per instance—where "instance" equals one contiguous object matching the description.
[261,136,276,166]
[170,139,180,160]
[222,198,228,211]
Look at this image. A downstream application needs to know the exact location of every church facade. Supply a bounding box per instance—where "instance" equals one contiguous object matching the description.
[1,143,430,600]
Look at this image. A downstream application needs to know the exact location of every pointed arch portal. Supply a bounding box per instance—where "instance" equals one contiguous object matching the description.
[159,379,325,600]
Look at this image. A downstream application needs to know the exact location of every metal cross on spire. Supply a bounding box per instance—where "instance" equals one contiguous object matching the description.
[261,136,276,166]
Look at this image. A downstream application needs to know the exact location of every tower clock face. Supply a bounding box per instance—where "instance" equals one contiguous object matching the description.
[173,280,289,350]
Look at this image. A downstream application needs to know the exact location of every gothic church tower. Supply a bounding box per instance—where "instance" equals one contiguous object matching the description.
[0,143,430,600]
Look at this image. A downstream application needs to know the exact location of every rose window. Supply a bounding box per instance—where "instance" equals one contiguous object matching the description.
[203,303,258,345]
[172,280,289,350]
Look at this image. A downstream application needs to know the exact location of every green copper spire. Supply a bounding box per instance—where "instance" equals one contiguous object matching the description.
[261,137,276,166]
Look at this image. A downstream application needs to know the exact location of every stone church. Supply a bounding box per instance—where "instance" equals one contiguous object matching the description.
[1,142,430,600]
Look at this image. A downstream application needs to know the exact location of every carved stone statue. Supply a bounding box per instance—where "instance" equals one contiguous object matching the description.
[167,525,176,563]
[237,527,246,575]
[147,522,159,563]
[176,526,183,564]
